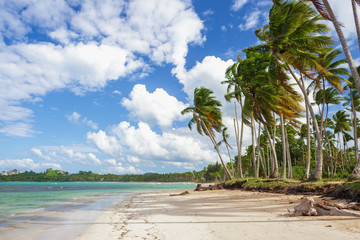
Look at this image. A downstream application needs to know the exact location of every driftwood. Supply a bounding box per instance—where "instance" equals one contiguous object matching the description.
[170,191,189,196]
[195,183,223,191]
[292,197,360,217]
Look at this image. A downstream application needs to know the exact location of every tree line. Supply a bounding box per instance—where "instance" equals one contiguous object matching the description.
[0,168,224,183]
[182,0,360,182]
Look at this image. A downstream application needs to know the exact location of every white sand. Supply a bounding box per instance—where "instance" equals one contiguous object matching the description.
[76,190,360,240]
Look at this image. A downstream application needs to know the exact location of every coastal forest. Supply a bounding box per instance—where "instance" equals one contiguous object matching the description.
[182,0,360,182]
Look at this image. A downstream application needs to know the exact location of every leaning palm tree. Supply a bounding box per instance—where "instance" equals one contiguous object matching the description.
[306,0,360,97]
[222,61,245,178]
[347,67,360,180]
[249,0,334,181]
[217,127,235,176]
[181,87,233,180]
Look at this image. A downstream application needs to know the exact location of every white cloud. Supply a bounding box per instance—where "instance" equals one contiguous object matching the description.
[0,158,61,171]
[121,84,189,128]
[66,112,98,129]
[0,0,205,137]
[28,144,104,167]
[231,0,249,11]
[102,162,142,174]
[83,118,98,130]
[327,0,358,40]
[0,122,35,137]
[176,56,234,103]
[87,121,220,169]
[66,112,81,123]
[238,9,262,31]
[87,130,122,157]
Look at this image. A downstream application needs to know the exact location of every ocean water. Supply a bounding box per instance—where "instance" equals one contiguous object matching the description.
[0,182,196,218]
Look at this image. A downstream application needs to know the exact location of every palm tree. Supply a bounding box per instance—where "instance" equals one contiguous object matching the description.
[181,87,233,180]
[217,127,235,177]
[351,0,360,51]
[307,0,360,97]
[316,87,344,174]
[223,61,245,178]
[235,50,303,178]
[333,110,352,172]
[249,0,334,181]
[347,67,360,180]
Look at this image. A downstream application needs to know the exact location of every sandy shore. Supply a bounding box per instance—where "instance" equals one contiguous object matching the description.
[76,190,360,240]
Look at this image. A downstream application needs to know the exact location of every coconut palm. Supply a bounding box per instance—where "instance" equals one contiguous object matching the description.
[248,0,335,181]
[306,0,360,97]
[222,61,244,178]
[217,127,235,177]
[347,67,360,180]
[181,87,233,180]
[333,110,352,172]
[235,50,303,178]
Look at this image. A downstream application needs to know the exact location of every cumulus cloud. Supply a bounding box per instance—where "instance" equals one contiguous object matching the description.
[0,0,205,137]
[66,112,81,123]
[176,56,233,104]
[102,162,142,174]
[28,144,103,167]
[86,121,220,169]
[87,130,122,157]
[121,84,189,128]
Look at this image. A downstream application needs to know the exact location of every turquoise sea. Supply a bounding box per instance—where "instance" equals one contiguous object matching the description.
[0,182,196,218]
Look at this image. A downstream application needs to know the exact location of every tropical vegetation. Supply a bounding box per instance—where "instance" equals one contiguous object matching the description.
[182,0,360,182]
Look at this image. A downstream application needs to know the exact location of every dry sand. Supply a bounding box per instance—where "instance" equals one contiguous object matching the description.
[76,190,360,240]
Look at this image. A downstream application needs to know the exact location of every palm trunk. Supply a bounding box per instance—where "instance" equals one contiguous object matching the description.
[322,0,360,97]
[202,121,233,181]
[265,125,279,178]
[225,142,234,177]
[256,122,262,177]
[349,91,360,180]
[251,116,258,178]
[324,103,334,174]
[352,0,360,52]
[287,65,323,181]
[280,114,287,178]
[285,128,293,179]
[234,101,244,178]
[305,94,312,179]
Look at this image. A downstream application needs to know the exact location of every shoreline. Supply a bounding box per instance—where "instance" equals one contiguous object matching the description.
[2,189,360,240]
[0,192,134,240]
[77,189,360,240]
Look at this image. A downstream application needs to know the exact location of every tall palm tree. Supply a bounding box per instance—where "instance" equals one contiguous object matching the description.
[333,110,352,172]
[315,87,344,174]
[237,50,303,178]
[347,67,360,180]
[307,0,360,97]
[223,61,245,178]
[217,127,234,177]
[351,0,360,51]
[181,87,233,180]
[249,0,334,180]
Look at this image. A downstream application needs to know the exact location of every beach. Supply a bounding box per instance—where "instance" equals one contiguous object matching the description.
[2,187,360,240]
[76,189,360,240]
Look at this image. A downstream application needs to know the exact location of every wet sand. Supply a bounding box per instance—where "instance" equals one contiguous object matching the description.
[0,194,131,240]
[2,190,360,240]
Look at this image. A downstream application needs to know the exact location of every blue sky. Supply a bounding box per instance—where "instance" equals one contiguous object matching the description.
[0,0,358,174]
